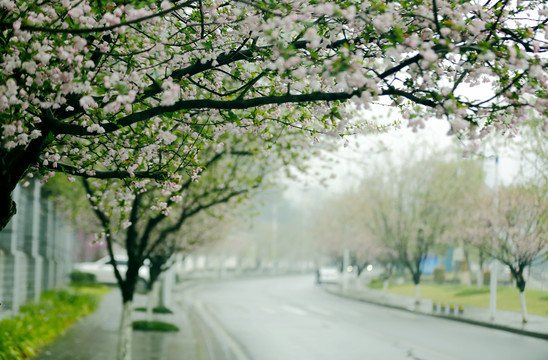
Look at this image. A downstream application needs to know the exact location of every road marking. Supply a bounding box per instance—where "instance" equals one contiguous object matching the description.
[282,305,307,316]
[306,305,331,316]
[392,338,460,360]
[260,306,275,314]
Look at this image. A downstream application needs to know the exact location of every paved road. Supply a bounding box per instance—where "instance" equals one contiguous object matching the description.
[184,275,548,360]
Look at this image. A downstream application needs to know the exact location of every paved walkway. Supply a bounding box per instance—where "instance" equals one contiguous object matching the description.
[34,285,221,360]
[323,284,548,340]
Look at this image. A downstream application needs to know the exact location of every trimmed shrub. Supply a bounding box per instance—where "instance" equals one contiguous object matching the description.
[368,278,383,289]
[0,287,106,359]
[134,306,174,314]
[433,267,445,285]
[132,321,179,332]
[69,270,96,283]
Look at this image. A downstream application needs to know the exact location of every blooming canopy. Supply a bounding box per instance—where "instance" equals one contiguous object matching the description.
[0,0,547,229]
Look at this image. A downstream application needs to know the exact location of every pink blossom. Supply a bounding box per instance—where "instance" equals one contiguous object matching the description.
[421,49,438,62]
[79,95,97,109]
[103,13,121,26]
[160,1,171,10]
[86,124,105,133]
[160,81,180,106]
[68,7,84,19]
[372,13,393,33]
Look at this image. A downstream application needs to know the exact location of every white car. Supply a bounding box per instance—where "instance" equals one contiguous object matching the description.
[74,255,150,290]
[316,266,341,284]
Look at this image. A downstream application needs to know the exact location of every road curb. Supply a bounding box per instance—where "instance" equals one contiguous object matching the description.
[322,286,548,341]
[190,299,251,360]
[176,283,252,360]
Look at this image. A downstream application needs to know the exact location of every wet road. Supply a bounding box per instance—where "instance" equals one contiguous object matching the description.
[185,275,548,360]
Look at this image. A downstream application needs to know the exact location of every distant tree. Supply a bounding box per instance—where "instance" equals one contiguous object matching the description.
[362,156,475,303]
[310,189,374,272]
[470,184,548,323]
[439,157,487,286]
[518,117,548,187]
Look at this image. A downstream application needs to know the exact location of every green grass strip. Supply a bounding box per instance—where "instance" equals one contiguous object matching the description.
[0,285,108,359]
[381,283,548,315]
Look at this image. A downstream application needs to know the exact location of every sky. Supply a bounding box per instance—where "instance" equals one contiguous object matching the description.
[283,113,524,204]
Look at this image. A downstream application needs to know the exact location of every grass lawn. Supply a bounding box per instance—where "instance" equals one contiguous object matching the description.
[383,283,548,316]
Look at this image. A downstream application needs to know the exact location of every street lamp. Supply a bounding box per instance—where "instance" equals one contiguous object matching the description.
[489,155,499,321]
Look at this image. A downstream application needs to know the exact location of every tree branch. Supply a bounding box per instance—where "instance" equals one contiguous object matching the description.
[0,0,197,34]
[45,161,168,180]
[54,86,436,136]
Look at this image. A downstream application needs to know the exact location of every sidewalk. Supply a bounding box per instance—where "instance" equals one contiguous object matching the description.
[34,285,224,360]
[323,284,548,340]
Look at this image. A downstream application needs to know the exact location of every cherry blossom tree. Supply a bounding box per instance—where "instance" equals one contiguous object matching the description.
[1,0,547,232]
[82,128,307,360]
[449,174,493,287]
[311,188,378,281]
[362,156,477,303]
[518,117,548,187]
[144,204,236,321]
[470,184,548,323]
[310,191,364,265]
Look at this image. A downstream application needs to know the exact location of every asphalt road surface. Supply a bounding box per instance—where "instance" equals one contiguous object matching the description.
[184,275,548,360]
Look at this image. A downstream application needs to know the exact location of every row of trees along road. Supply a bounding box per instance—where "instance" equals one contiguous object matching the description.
[311,143,547,324]
[0,1,547,358]
[80,127,315,360]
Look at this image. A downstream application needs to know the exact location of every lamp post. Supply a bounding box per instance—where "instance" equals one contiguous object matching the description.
[489,155,499,321]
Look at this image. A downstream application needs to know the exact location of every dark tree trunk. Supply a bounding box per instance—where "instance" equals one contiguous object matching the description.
[509,263,529,323]
[412,271,421,285]
[116,259,141,360]
[0,186,16,231]
[0,135,48,230]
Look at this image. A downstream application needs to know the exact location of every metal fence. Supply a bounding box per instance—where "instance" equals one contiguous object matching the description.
[0,180,73,317]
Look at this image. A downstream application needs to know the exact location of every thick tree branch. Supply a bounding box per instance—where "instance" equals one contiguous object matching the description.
[53,86,436,136]
[45,161,168,180]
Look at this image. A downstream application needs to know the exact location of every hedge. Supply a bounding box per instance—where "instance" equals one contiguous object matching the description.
[0,286,107,359]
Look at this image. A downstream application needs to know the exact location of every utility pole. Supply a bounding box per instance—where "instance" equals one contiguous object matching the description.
[489,155,499,321]
[342,247,350,293]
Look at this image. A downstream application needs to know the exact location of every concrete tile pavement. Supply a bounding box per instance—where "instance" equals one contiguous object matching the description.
[323,284,548,341]
[34,286,217,360]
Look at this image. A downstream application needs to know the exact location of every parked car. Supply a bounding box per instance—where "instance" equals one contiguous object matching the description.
[73,255,150,291]
[316,266,341,284]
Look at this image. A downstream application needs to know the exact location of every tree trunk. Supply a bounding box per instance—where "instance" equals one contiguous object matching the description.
[0,189,16,231]
[146,279,160,322]
[414,283,421,304]
[513,266,528,324]
[477,251,485,288]
[117,299,133,360]
[411,270,421,304]
[461,250,471,287]
[0,136,48,231]
[519,291,528,324]
[477,268,484,288]
[382,279,389,293]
